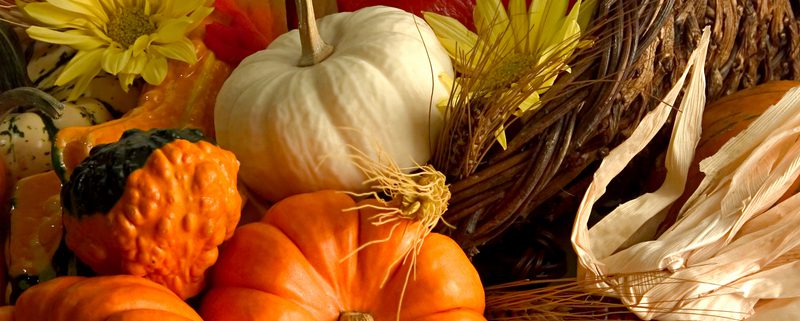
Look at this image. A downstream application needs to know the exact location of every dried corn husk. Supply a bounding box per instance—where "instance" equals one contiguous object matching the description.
[572,25,800,321]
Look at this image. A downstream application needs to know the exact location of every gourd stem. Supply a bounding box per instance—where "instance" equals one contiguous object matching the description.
[0,87,64,119]
[296,0,334,66]
[338,311,375,321]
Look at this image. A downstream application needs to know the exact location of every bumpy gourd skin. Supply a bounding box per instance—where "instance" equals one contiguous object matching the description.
[62,129,242,299]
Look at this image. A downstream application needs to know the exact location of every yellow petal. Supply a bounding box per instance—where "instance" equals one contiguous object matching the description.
[102,46,132,75]
[186,6,214,31]
[494,125,508,150]
[542,19,581,64]
[536,0,569,50]
[54,49,104,100]
[141,54,168,85]
[26,27,105,50]
[151,38,197,64]
[423,12,479,54]
[124,52,149,75]
[553,1,582,44]
[474,0,512,51]
[144,0,153,15]
[47,0,108,23]
[131,34,151,56]
[67,65,102,101]
[576,0,597,31]
[508,0,528,51]
[23,2,85,26]
[436,73,456,115]
[151,18,192,43]
[513,91,540,117]
[117,73,137,92]
[526,0,546,51]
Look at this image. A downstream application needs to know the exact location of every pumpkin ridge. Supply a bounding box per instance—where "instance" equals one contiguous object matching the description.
[218,222,343,317]
[270,205,356,313]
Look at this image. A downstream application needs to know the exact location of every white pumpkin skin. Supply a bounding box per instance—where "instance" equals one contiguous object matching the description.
[215,6,454,202]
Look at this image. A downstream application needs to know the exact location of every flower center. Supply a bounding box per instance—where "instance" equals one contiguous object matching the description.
[106,10,155,48]
[483,53,538,90]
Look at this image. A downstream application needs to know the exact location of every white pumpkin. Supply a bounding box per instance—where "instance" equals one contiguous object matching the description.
[215,4,454,201]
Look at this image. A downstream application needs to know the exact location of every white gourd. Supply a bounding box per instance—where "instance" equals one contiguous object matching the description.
[0,95,112,181]
[215,5,454,202]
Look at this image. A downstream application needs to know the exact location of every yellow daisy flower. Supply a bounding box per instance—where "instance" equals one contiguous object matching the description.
[424,0,594,149]
[21,0,213,100]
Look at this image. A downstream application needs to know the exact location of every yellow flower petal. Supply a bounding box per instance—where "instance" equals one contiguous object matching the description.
[151,17,192,43]
[151,38,197,64]
[576,0,597,31]
[526,0,546,52]
[124,52,149,75]
[436,73,457,115]
[474,0,513,51]
[55,48,103,96]
[141,54,168,85]
[186,6,214,31]
[23,2,86,26]
[536,0,570,50]
[47,0,108,23]
[102,46,132,75]
[424,12,482,72]
[143,0,153,15]
[67,65,102,101]
[513,91,540,117]
[27,27,106,50]
[552,1,582,44]
[508,0,528,51]
[131,34,151,56]
[118,73,137,91]
[494,125,508,150]
[423,12,479,53]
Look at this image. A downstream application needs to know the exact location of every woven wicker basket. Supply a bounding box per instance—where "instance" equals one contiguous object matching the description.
[438,0,800,288]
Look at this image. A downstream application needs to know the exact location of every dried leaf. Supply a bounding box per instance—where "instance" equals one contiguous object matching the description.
[570,25,800,320]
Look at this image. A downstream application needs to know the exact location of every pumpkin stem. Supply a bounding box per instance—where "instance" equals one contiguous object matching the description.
[295,0,333,66]
[338,311,375,321]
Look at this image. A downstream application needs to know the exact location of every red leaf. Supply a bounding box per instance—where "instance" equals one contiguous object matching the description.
[204,0,287,66]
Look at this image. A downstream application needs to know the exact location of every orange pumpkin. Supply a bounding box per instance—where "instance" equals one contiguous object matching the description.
[688,81,800,199]
[200,190,486,321]
[61,129,242,299]
[0,306,12,321]
[0,156,9,304]
[11,276,202,321]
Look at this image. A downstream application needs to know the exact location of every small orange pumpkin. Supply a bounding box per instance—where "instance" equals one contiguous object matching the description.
[11,276,202,321]
[200,190,486,321]
[61,128,242,299]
